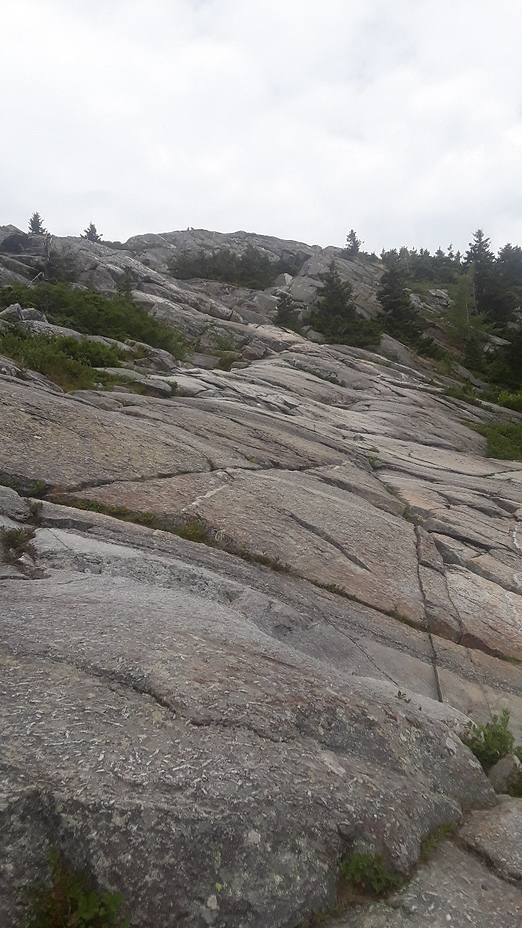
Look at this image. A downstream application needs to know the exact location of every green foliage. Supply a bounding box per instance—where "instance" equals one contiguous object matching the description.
[496,390,522,412]
[395,691,411,703]
[0,526,35,563]
[0,283,186,358]
[377,263,424,346]
[445,267,491,344]
[0,328,126,392]
[462,708,515,772]
[22,850,129,927]
[170,243,299,290]
[28,212,47,235]
[339,852,404,897]
[441,385,483,407]
[343,230,362,257]
[309,261,382,348]
[473,422,522,461]
[273,293,302,332]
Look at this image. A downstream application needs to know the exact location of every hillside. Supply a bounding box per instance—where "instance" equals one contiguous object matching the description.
[1,226,521,928]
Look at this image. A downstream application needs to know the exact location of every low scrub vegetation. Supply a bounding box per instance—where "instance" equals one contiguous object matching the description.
[0,329,126,391]
[462,709,522,796]
[170,243,299,290]
[339,852,404,898]
[496,389,522,412]
[473,422,522,460]
[0,282,186,358]
[0,526,35,563]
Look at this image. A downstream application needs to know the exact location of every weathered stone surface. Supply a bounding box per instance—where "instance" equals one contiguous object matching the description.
[487,754,521,793]
[0,510,496,928]
[446,566,522,659]
[460,797,522,882]
[1,228,522,926]
[330,842,522,926]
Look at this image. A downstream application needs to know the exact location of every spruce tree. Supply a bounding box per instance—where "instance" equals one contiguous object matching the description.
[310,261,381,348]
[377,263,424,344]
[28,212,47,234]
[82,222,102,243]
[344,230,362,256]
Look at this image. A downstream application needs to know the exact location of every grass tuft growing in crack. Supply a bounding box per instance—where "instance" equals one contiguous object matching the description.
[50,497,294,574]
[0,526,35,563]
[419,822,457,861]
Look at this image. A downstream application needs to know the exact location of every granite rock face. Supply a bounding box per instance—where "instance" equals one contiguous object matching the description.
[1,228,522,926]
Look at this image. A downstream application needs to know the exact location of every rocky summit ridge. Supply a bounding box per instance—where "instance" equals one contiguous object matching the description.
[0,226,521,927]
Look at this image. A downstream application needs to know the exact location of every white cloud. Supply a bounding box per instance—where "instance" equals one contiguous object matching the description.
[1,0,521,254]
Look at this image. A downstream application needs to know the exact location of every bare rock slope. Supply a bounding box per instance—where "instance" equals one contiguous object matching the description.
[1,228,521,927]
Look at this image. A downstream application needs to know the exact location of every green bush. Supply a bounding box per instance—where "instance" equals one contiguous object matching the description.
[496,389,522,412]
[0,283,186,358]
[473,422,522,460]
[0,526,35,563]
[169,243,295,290]
[339,852,404,897]
[22,850,129,927]
[0,329,125,392]
[273,293,302,332]
[462,708,522,796]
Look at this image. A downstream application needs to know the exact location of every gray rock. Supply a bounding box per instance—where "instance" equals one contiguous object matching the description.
[460,797,522,882]
[329,842,522,927]
[488,754,522,793]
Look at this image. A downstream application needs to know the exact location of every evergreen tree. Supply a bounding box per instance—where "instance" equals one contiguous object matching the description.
[377,263,424,344]
[344,230,362,256]
[82,222,102,243]
[28,212,47,234]
[310,261,381,348]
[445,266,490,344]
[464,229,498,320]
[274,293,301,332]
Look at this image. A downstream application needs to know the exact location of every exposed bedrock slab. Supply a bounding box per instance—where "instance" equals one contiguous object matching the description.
[0,381,215,489]
[1,523,495,928]
[71,468,426,622]
[330,842,522,927]
[445,566,522,659]
[459,797,522,883]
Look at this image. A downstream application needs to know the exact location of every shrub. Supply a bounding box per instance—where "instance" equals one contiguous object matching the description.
[0,526,35,563]
[339,852,404,897]
[473,422,522,460]
[0,329,126,392]
[496,389,522,412]
[274,293,302,332]
[462,708,515,772]
[22,849,129,927]
[0,283,186,359]
[169,243,293,290]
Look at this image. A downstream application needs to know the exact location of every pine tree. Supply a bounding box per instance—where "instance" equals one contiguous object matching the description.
[310,261,381,348]
[377,263,424,344]
[28,212,47,234]
[344,230,362,256]
[274,293,301,332]
[82,222,102,243]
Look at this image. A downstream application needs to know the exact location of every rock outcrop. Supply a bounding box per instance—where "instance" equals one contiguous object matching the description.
[1,227,521,927]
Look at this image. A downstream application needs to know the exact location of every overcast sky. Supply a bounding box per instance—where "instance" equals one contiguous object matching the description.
[2,0,521,255]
